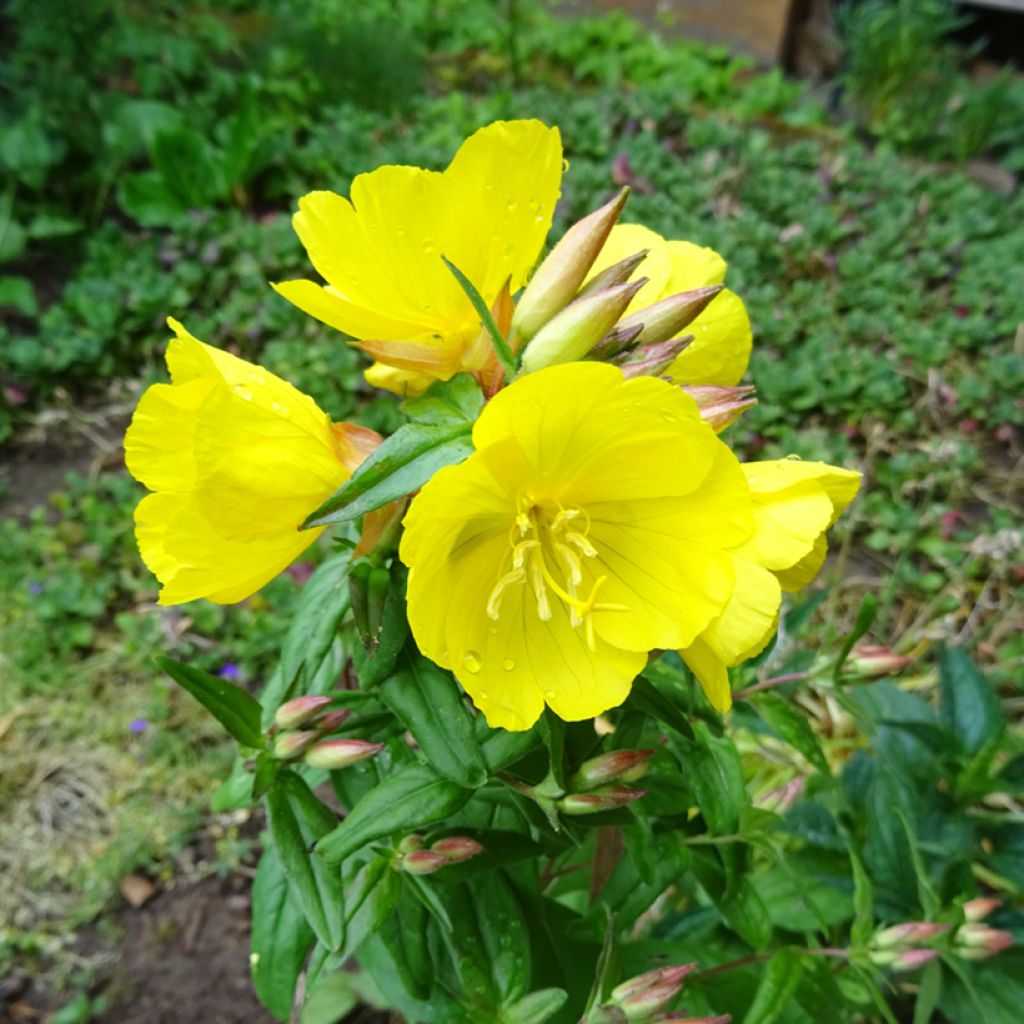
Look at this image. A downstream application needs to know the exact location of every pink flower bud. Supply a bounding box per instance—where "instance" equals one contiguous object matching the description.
[615,336,694,380]
[398,834,424,853]
[874,922,948,949]
[313,709,351,734]
[557,786,646,815]
[273,730,318,759]
[621,982,681,1019]
[274,695,332,730]
[963,897,1000,922]
[400,850,450,875]
[682,385,757,432]
[846,644,912,679]
[610,964,696,1003]
[512,188,630,342]
[570,749,655,791]
[891,949,942,972]
[755,774,806,814]
[956,924,1014,959]
[431,837,484,863]
[521,279,646,372]
[616,285,722,347]
[304,738,384,770]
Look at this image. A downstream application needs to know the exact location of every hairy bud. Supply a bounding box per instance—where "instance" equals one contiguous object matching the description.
[400,850,450,875]
[274,695,332,730]
[962,897,1000,922]
[273,730,318,759]
[431,837,484,862]
[557,786,646,815]
[846,644,912,679]
[873,922,948,949]
[570,749,655,791]
[304,738,384,770]
[512,188,630,342]
[956,924,1014,959]
[577,249,649,299]
[682,385,757,432]
[615,336,693,380]
[616,285,722,347]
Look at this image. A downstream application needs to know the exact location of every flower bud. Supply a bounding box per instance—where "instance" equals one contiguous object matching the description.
[274,695,332,730]
[890,949,942,972]
[754,774,806,814]
[873,922,948,949]
[611,964,695,1004]
[577,249,649,299]
[398,834,424,853]
[557,786,646,815]
[400,850,450,875]
[846,644,912,679]
[569,749,655,791]
[273,730,318,759]
[655,1017,731,1024]
[313,709,351,735]
[521,280,646,373]
[512,188,630,342]
[304,738,384,770]
[682,385,757,432]
[615,336,693,380]
[956,924,1014,959]
[963,897,1000,922]
[431,837,484,862]
[589,322,645,361]
[616,285,722,347]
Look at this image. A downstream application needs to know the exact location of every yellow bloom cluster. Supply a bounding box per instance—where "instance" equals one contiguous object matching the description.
[125,118,860,726]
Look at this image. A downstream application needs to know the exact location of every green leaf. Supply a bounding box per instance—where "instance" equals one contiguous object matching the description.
[266,771,345,951]
[351,565,410,688]
[913,958,942,1024]
[0,275,37,317]
[117,170,189,227]
[481,722,544,773]
[742,948,805,1024]
[299,968,361,1024]
[251,845,316,1021]
[680,721,747,835]
[628,674,695,739]
[832,593,877,681]
[718,876,773,950]
[540,710,567,791]
[753,692,830,775]
[442,256,517,381]
[848,844,874,948]
[938,645,1004,755]
[501,989,568,1024]
[380,654,487,788]
[155,655,263,748]
[345,857,400,954]
[303,421,474,527]
[402,373,485,426]
[317,762,471,864]
[378,889,433,1000]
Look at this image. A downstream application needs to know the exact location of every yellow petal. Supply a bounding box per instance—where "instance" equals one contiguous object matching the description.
[363,361,435,396]
[136,493,325,606]
[667,288,752,387]
[700,557,781,666]
[680,638,733,713]
[774,534,828,592]
[665,239,728,290]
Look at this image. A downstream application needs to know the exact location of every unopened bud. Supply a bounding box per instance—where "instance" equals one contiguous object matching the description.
[617,285,722,347]
[400,850,450,875]
[611,964,695,1003]
[275,695,332,730]
[304,738,384,769]
[846,644,912,679]
[512,188,630,342]
[755,774,806,814]
[558,786,646,815]
[274,730,318,759]
[615,336,693,379]
[655,1017,731,1024]
[621,982,682,1019]
[956,923,1014,959]
[570,749,655,791]
[313,709,351,735]
[398,834,424,853]
[431,837,484,862]
[963,897,1000,922]
[521,280,645,373]
[682,385,757,432]
[873,922,948,949]
[589,322,645,360]
[890,948,942,972]
[577,249,649,299]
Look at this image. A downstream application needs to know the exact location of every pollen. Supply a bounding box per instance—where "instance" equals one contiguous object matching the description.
[486,495,627,647]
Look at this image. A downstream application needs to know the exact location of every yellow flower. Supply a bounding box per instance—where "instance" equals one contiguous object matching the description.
[587,223,752,387]
[124,318,379,605]
[680,459,861,711]
[273,120,563,396]
[399,361,757,731]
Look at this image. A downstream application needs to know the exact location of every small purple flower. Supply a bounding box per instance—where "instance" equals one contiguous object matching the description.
[218,663,241,680]
[129,718,149,734]
[28,582,44,595]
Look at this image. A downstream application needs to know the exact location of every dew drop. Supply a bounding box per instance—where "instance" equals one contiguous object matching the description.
[462,651,482,673]
[488,625,498,635]
[544,689,556,699]
[272,402,288,415]
[661,410,677,422]
[479,689,489,700]
[502,658,515,671]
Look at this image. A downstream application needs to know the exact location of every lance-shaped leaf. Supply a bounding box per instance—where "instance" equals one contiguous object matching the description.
[380,653,488,788]
[317,762,472,864]
[303,375,483,527]
[156,655,263,748]
[266,770,345,951]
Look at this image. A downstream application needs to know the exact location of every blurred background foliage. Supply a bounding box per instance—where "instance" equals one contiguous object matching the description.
[0,0,1021,1019]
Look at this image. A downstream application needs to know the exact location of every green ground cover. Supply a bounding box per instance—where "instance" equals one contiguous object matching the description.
[1,0,1021,1014]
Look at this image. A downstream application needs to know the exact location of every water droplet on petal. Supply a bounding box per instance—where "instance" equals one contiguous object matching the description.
[502,658,515,671]
[544,689,556,699]
[462,651,482,673]
[661,411,677,422]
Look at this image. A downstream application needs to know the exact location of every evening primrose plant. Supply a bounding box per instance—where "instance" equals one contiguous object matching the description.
[124,120,893,1023]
